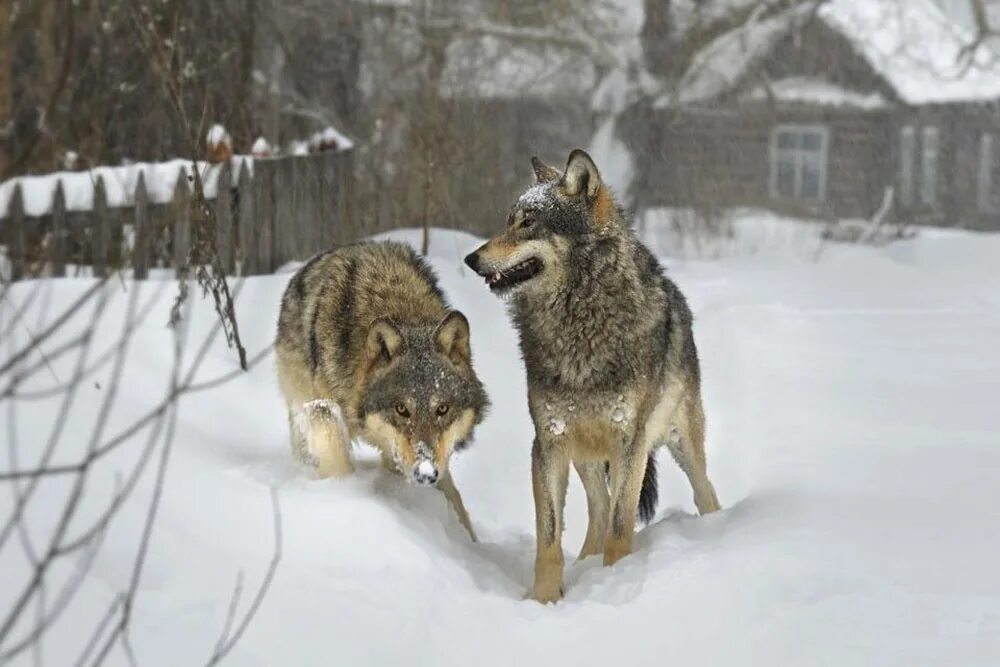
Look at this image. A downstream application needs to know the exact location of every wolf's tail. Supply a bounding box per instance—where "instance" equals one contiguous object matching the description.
[638,453,658,525]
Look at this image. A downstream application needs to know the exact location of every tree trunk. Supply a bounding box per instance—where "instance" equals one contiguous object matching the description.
[0,0,10,176]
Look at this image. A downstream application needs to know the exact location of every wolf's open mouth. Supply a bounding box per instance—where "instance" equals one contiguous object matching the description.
[485,257,543,292]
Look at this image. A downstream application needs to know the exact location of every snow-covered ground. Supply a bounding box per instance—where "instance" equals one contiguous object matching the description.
[2,220,1000,666]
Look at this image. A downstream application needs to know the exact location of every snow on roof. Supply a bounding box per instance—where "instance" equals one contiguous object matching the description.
[820,0,1000,104]
[0,158,250,219]
[439,34,596,100]
[740,77,890,110]
[656,6,811,108]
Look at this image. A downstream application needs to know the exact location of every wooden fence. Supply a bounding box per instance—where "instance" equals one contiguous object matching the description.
[0,151,360,281]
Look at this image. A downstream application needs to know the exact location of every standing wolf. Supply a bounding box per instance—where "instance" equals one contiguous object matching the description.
[464,150,721,601]
[275,242,489,539]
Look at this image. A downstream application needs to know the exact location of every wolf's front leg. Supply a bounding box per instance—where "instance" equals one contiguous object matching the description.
[531,437,569,603]
[605,435,649,566]
[437,471,477,542]
[300,399,353,478]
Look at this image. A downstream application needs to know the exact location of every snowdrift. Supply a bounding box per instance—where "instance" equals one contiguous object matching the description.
[2,224,999,665]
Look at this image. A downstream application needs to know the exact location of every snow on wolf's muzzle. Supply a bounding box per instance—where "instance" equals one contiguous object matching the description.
[411,441,439,485]
[412,458,439,485]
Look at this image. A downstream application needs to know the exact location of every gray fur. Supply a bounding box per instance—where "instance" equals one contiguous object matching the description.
[275,241,488,538]
[465,150,721,601]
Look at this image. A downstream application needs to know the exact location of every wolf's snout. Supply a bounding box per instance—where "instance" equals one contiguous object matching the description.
[413,459,439,485]
[464,251,481,273]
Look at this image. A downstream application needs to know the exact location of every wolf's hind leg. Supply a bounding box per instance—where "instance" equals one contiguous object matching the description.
[605,436,648,566]
[574,461,609,560]
[299,399,354,478]
[287,407,313,465]
[666,394,721,515]
[438,471,477,542]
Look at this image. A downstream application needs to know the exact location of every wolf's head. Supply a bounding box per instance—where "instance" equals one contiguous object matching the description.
[464,149,623,297]
[359,311,488,486]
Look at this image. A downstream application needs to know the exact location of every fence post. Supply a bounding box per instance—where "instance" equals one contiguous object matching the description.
[93,176,111,278]
[237,160,256,276]
[172,169,191,274]
[133,171,149,279]
[320,151,339,248]
[303,153,322,254]
[272,157,294,266]
[335,151,357,246]
[50,180,67,277]
[254,159,274,273]
[8,183,25,281]
[289,155,307,258]
[215,161,234,273]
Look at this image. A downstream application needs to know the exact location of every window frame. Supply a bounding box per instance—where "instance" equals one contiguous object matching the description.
[979,131,998,214]
[769,124,831,204]
[919,126,939,207]
[899,125,916,207]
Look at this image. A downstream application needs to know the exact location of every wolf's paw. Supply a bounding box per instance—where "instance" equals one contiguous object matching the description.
[527,582,564,605]
[603,542,631,567]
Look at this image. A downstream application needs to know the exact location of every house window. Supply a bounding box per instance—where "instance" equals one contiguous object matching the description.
[979,132,999,213]
[920,126,939,206]
[899,124,940,209]
[770,125,829,202]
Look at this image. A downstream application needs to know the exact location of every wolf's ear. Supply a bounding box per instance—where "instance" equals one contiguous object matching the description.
[562,149,602,199]
[366,318,404,366]
[434,311,472,369]
[531,156,560,183]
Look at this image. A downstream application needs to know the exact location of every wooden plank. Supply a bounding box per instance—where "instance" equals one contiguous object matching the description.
[215,161,234,273]
[320,151,338,248]
[336,151,358,245]
[272,156,294,266]
[237,160,256,276]
[133,172,149,280]
[292,155,307,260]
[8,183,25,281]
[172,168,191,274]
[308,152,324,251]
[93,176,111,277]
[253,158,274,273]
[49,180,67,277]
[325,151,345,246]
[292,155,310,258]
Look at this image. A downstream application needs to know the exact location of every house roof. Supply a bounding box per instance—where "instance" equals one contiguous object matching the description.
[653,4,815,108]
[653,0,1000,109]
[820,0,1000,105]
[667,8,809,107]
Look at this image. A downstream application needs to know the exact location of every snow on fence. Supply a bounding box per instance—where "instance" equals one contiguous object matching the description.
[0,150,356,281]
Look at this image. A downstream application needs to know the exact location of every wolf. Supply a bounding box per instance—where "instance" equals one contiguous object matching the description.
[275,241,489,540]
[464,149,721,601]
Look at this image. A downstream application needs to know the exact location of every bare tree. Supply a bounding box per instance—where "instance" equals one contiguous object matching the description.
[0,266,279,664]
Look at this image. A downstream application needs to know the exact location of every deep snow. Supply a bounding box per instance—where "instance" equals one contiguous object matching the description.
[2,222,1000,666]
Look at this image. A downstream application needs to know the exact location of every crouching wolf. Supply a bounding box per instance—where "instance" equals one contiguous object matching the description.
[465,150,721,601]
[275,242,489,540]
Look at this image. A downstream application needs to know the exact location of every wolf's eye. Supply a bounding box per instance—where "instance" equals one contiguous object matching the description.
[522,217,534,228]
[436,403,450,416]
[395,404,410,418]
